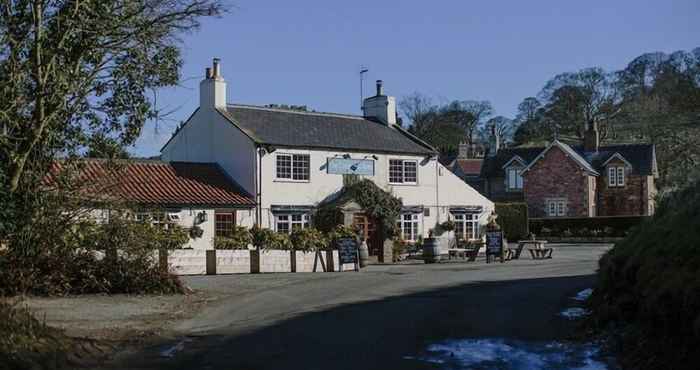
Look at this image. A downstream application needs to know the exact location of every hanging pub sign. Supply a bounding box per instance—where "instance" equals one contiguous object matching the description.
[486,230,505,263]
[327,158,375,176]
[336,237,360,272]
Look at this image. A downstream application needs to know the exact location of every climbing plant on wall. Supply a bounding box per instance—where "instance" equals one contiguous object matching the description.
[316,179,402,238]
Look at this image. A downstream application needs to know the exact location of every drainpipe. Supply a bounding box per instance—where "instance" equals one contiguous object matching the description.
[256,147,264,227]
[435,156,440,224]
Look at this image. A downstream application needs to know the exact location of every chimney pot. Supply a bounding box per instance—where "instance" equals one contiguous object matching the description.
[376,80,384,96]
[205,67,212,79]
[213,58,221,78]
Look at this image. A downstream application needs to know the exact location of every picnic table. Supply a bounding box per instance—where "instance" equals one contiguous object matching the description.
[516,240,553,260]
[448,241,483,262]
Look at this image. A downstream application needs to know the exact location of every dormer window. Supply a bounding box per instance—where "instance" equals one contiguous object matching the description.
[608,166,625,187]
[506,167,523,191]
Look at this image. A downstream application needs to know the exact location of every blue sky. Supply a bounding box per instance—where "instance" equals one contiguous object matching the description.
[131,0,700,156]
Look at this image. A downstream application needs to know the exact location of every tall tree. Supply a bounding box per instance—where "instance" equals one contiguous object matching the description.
[0,0,225,193]
[459,100,493,145]
[482,116,515,145]
[538,67,621,139]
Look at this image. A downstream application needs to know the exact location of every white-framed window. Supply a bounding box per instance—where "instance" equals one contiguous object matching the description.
[453,213,480,240]
[276,153,310,181]
[389,159,418,184]
[506,167,523,190]
[215,212,236,237]
[275,213,310,234]
[546,199,567,217]
[608,166,625,187]
[396,213,420,242]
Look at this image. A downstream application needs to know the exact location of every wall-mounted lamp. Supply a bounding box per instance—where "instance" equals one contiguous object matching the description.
[342,154,351,159]
[196,211,208,224]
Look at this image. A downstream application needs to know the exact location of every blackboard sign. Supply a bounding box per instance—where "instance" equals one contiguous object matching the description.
[486,231,504,255]
[337,238,358,265]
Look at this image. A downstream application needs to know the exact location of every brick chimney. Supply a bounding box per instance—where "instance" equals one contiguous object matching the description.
[584,120,599,152]
[488,124,500,157]
[200,58,227,109]
[363,80,397,126]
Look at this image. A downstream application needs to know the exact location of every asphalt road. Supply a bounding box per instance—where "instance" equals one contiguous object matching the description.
[103,244,609,370]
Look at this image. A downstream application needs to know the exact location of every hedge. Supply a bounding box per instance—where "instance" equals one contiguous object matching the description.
[529,215,648,238]
[494,203,529,240]
[588,181,700,370]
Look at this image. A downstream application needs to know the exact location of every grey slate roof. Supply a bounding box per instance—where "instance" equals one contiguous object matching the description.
[217,105,436,155]
[481,143,656,178]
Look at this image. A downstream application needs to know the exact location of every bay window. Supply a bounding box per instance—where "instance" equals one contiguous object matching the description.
[453,213,480,240]
[275,213,310,234]
[396,213,420,242]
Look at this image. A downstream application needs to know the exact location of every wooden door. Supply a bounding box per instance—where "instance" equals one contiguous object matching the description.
[353,213,379,256]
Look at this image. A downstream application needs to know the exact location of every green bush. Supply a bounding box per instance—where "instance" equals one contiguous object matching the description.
[290,228,327,252]
[326,225,359,250]
[0,214,186,296]
[0,301,70,370]
[494,203,529,240]
[589,180,700,370]
[529,215,647,238]
[214,226,252,249]
[250,225,292,250]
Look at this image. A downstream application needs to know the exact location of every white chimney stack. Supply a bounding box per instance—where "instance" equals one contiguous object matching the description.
[363,80,396,126]
[200,58,227,109]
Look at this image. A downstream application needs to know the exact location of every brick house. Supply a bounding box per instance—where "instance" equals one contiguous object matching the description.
[480,122,658,218]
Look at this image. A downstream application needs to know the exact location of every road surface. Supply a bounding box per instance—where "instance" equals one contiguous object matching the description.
[101,244,609,370]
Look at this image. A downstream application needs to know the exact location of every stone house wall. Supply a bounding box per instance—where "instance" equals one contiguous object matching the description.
[596,158,650,216]
[523,146,591,218]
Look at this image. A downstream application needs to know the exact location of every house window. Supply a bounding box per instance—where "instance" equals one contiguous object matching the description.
[546,199,567,217]
[608,166,625,187]
[453,213,479,240]
[506,167,523,190]
[275,213,310,234]
[215,212,235,237]
[276,154,310,181]
[396,213,420,242]
[389,159,418,184]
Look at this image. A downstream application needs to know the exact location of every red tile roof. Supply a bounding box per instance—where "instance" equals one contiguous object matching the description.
[455,159,483,175]
[49,160,255,207]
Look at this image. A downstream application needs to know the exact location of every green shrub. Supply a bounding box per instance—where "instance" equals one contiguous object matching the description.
[290,228,327,252]
[326,225,359,250]
[214,226,252,249]
[494,203,529,240]
[250,225,292,250]
[529,215,647,238]
[0,214,186,296]
[589,180,700,370]
[0,301,70,370]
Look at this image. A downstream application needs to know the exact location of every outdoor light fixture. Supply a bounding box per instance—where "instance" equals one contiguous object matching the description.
[196,211,207,224]
[343,154,351,159]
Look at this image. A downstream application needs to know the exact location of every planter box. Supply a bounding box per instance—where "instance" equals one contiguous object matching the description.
[216,250,251,274]
[293,251,321,272]
[168,249,207,275]
[257,250,292,273]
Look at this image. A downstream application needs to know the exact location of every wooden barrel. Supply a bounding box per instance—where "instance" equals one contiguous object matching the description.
[423,238,441,264]
[359,240,369,268]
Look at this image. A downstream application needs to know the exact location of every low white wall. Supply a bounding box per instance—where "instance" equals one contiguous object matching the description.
[168,249,207,275]
[259,250,292,273]
[294,251,319,272]
[216,250,251,274]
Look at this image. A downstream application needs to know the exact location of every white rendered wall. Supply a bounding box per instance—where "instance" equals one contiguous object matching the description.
[257,147,494,237]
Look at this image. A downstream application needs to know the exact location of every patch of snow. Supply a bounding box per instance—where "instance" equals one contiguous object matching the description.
[560,307,590,320]
[159,338,192,358]
[407,338,613,369]
[572,288,593,302]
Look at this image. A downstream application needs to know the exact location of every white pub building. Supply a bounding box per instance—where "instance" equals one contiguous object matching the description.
[161,59,494,258]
